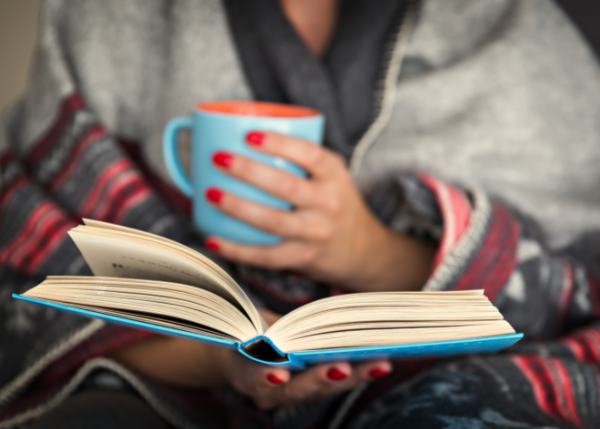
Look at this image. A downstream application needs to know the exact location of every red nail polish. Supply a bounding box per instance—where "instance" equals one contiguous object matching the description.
[205,239,220,252]
[368,369,390,379]
[246,131,265,146]
[205,188,224,203]
[213,152,233,168]
[327,368,348,381]
[266,373,284,385]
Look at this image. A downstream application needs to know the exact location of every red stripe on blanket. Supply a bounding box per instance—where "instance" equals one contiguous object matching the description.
[27,95,85,166]
[567,329,600,364]
[549,357,583,426]
[584,329,600,362]
[562,336,586,361]
[77,159,133,216]
[0,201,55,264]
[419,174,471,272]
[0,176,28,207]
[26,217,77,273]
[0,200,77,275]
[75,153,152,224]
[118,139,192,215]
[94,174,150,223]
[48,124,106,192]
[11,210,67,266]
[452,203,519,301]
[512,355,568,425]
[113,185,152,225]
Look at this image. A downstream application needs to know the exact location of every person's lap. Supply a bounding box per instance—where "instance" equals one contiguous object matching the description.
[28,355,582,429]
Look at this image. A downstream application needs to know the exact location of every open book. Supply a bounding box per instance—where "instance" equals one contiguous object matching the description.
[13,220,522,369]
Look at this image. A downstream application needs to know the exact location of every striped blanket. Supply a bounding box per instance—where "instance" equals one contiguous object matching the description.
[1,0,600,426]
[1,93,600,428]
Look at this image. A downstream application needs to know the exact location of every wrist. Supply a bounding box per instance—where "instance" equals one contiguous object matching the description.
[109,336,230,388]
[346,222,436,292]
[184,341,234,388]
[206,344,234,386]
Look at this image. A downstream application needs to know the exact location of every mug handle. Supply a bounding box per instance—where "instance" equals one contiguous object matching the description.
[163,116,194,197]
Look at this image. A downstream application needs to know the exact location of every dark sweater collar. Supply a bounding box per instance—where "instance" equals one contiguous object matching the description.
[223,0,407,159]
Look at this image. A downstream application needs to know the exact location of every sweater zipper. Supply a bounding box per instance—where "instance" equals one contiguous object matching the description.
[349,0,420,179]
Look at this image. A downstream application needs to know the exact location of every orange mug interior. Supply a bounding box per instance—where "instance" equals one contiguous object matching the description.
[197,101,320,118]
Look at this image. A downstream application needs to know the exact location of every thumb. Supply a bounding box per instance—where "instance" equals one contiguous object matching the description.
[238,357,291,388]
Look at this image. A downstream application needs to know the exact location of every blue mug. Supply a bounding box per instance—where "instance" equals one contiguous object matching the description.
[163,101,325,245]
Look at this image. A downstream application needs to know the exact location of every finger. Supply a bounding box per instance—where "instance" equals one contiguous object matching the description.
[263,368,291,386]
[234,359,291,410]
[205,187,301,238]
[234,358,291,392]
[205,236,313,270]
[352,359,393,381]
[280,360,394,406]
[246,131,346,180]
[212,151,317,208]
[280,362,353,404]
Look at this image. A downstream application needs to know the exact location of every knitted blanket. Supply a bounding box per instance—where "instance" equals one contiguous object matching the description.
[1,0,600,427]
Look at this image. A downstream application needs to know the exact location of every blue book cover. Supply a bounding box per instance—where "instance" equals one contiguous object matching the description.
[12,221,523,369]
[12,294,523,370]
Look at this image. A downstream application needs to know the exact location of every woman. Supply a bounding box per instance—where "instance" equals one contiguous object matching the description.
[1,0,600,427]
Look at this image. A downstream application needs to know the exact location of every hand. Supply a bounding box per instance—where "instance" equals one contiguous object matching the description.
[109,309,392,410]
[214,308,392,410]
[205,131,435,292]
[215,345,391,410]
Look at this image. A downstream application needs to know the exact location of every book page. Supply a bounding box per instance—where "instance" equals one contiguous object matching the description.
[26,277,258,341]
[71,233,231,298]
[69,222,266,333]
[278,321,515,352]
[266,291,516,353]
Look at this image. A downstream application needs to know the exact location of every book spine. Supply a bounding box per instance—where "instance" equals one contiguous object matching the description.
[238,336,306,370]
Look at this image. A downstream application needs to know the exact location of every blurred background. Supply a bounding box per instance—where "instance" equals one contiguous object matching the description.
[0,0,43,114]
[0,0,599,115]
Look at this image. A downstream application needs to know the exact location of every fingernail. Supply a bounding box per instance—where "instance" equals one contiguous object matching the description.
[246,131,265,146]
[266,373,284,385]
[205,187,224,204]
[368,368,390,379]
[205,239,220,252]
[327,368,348,381]
[213,151,233,168]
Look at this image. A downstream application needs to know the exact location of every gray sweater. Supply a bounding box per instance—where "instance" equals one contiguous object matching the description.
[3,0,599,249]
